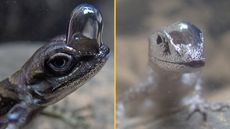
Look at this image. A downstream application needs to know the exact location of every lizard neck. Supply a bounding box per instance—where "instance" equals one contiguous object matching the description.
[0,69,27,97]
[150,63,198,116]
[6,70,37,104]
[7,69,28,93]
[0,73,26,117]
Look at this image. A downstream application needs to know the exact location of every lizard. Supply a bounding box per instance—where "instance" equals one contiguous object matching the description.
[117,21,229,127]
[0,4,110,129]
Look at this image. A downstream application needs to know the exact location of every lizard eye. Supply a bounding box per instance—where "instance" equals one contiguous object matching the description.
[46,53,75,75]
[156,35,171,55]
[156,35,163,44]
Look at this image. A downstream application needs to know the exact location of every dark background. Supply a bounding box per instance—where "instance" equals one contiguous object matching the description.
[0,0,113,49]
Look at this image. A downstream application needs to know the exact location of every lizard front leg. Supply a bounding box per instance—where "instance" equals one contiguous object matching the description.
[187,79,229,121]
[3,102,38,129]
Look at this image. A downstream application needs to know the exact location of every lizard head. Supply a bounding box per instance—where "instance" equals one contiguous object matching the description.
[10,4,110,105]
[149,21,205,73]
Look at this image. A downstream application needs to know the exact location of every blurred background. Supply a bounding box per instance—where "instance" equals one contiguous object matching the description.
[117,0,230,127]
[0,0,113,129]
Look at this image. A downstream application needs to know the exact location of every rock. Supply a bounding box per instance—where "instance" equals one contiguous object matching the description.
[123,108,230,129]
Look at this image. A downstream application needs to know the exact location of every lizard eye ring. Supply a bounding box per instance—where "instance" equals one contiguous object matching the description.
[46,53,75,75]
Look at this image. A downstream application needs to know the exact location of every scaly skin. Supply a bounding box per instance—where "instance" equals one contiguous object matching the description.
[117,21,228,128]
[0,4,110,129]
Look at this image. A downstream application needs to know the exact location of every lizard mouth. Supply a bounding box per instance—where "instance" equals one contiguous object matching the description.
[154,57,205,68]
[97,44,110,60]
[181,60,205,67]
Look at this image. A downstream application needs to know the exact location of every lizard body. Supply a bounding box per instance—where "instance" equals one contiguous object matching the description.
[147,21,204,115]
[0,4,110,129]
[117,21,227,127]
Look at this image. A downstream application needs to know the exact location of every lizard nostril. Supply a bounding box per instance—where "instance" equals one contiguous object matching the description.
[156,35,163,44]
